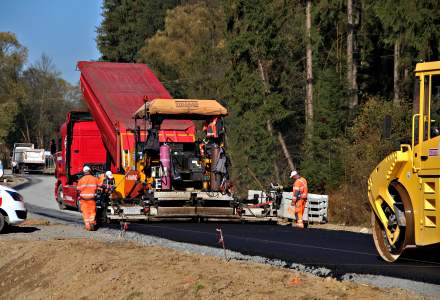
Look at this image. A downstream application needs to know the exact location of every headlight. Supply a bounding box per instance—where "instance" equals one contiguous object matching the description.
[5,190,23,202]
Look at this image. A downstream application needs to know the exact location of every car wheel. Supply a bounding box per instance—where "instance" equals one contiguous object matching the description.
[0,213,7,234]
[57,185,66,210]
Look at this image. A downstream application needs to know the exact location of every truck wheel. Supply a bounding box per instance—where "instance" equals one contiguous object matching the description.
[76,199,81,212]
[57,185,66,210]
[99,207,108,225]
[0,214,7,234]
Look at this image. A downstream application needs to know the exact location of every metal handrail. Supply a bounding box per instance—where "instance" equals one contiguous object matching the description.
[412,113,421,172]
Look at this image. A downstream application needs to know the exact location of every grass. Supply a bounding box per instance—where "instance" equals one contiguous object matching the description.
[125,291,143,300]
[193,282,205,295]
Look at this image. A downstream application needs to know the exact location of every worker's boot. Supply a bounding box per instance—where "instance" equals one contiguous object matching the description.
[293,220,304,229]
[85,222,91,231]
[278,218,291,226]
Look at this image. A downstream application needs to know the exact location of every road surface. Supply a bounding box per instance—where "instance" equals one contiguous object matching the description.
[17,175,440,285]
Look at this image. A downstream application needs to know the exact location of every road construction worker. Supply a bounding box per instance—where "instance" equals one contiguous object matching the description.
[290,170,308,228]
[77,165,99,231]
[203,117,225,141]
[98,170,115,192]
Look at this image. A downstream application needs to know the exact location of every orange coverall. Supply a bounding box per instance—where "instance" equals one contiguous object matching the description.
[292,177,308,226]
[77,174,99,230]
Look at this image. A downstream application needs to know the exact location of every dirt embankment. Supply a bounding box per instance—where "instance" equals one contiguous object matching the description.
[0,221,430,300]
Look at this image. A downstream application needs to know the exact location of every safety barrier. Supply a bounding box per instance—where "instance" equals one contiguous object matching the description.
[280,193,328,223]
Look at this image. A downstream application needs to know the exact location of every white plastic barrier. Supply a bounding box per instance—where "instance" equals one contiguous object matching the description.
[247,190,328,223]
[279,193,328,223]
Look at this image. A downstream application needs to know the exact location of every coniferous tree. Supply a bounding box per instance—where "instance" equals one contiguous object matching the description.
[97,0,181,62]
[93,0,440,223]
[305,0,314,141]
[137,2,227,100]
[223,0,303,190]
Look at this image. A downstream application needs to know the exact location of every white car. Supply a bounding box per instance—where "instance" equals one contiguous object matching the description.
[0,185,27,233]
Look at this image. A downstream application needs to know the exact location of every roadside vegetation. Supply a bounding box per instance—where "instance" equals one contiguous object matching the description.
[0,32,82,166]
[2,1,440,225]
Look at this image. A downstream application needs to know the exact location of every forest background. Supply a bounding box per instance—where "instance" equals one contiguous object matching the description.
[1,0,439,224]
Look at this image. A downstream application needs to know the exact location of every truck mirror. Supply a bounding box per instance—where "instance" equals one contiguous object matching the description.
[383,115,392,139]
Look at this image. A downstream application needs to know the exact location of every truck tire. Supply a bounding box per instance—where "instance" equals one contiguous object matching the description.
[97,206,108,226]
[57,185,66,210]
[0,213,7,234]
[76,199,81,212]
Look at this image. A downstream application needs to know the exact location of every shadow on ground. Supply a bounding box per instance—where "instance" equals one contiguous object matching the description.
[3,226,40,234]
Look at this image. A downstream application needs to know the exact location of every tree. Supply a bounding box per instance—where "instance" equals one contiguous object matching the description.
[223,0,304,191]
[374,0,440,104]
[305,0,314,141]
[347,0,359,109]
[7,54,80,148]
[0,32,27,143]
[331,98,411,224]
[137,2,227,99]
[97,0,182,62]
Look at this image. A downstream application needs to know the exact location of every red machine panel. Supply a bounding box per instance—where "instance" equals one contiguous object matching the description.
[159,120,196,143]
[70,121,106,175]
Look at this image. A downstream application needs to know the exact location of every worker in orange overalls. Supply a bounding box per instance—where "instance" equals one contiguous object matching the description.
[203,117,218,138]
[77,165,99,231]
[203,117,224,141]
[290,170,308,228]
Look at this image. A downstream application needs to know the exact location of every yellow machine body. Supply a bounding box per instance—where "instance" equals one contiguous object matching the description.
[368,61,440,261]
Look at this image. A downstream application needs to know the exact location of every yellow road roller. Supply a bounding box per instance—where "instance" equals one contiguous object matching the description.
[368,61,440,262]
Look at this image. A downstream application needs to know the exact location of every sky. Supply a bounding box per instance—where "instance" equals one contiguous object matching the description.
[0,0,103,84]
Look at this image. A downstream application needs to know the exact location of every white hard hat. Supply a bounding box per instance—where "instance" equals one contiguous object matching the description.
[105,170,113,179]
[290,170,298,178]
[83,165,91,173]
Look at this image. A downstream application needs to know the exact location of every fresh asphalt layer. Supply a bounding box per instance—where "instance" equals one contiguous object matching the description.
[17,175,440,285]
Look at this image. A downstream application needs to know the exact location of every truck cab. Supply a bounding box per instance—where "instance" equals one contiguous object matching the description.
[55,112,107,209]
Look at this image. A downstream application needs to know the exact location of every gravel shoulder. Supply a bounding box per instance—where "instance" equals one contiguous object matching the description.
[0,174,28,189]
[0,218,436,300]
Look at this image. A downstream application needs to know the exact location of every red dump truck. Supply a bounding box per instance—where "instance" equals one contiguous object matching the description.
[55,62,237,220]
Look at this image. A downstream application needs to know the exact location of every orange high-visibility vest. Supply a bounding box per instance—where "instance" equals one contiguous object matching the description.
[292,177,308,201]
[77,174,99,200]
[204,117,219,138]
